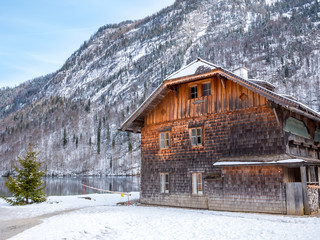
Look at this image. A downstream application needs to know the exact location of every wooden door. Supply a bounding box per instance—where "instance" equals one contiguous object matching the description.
[286,182,304,215]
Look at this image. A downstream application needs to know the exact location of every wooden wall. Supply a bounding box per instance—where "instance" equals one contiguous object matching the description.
[207,166,286,214]
[145,76,267,126]
[140,105,286,213]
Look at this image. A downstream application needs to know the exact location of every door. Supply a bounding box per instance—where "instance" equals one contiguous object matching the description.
[286,182,304,215]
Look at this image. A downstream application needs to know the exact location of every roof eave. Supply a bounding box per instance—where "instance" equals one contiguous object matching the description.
[119,83,167,132]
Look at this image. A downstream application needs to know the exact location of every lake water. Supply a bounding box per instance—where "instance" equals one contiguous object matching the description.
[0,176,140,197]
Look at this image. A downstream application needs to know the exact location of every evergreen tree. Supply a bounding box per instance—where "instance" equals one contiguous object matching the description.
[127,132,132,151]
[63,128,68,147]
[112,138,115,149]
[128,141,133,152]
[76,136,79,149]
[97,119,101,154]
[285,65,289,78]
[85,99,91,112]
[0,143,46,205]
[106,123,110,140]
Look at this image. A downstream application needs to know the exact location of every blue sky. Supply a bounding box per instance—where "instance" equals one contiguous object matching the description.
[0,0,175,88]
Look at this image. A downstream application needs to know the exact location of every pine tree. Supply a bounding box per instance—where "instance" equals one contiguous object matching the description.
[85,99,91,112]
[63,128,68,147]
[106,123,110,140]
[97,119,101,154]
[285,65,289,78]
[128,141,133,152]
[112,138,115,149]
[76,136,79,149]
[0,143,47,205]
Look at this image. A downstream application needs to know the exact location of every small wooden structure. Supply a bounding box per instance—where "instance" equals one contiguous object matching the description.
[120,58,320,215]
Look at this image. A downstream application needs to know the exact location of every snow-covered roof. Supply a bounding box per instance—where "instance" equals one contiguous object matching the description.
[165,58,218,80]
[249,79,276,88]
[213,159,306,167]
[249,79,276,91]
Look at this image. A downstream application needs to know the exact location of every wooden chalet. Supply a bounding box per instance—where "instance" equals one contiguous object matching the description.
[119,58,320,215]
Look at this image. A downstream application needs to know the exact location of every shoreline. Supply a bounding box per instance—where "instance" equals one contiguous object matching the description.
[0,208,81,240]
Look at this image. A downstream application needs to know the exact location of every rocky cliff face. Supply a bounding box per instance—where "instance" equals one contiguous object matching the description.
[0,0,319,176]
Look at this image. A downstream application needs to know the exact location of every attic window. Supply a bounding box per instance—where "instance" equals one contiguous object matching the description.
[202,83,211,96]
[284,117,310,139]
[190,86,198,99]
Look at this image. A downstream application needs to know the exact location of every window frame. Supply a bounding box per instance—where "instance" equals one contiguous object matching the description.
[190,128,202,146]
[190,86,198,99]
[202,83,211,97]
[306,166,319,184]
[192,173,203,195]
[160,132,170,149]
[160,173,169,194]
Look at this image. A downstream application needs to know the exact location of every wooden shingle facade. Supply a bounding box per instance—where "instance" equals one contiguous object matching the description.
[120,58,320,215]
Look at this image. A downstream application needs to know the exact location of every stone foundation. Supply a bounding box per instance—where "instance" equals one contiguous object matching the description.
[307,187,319,214]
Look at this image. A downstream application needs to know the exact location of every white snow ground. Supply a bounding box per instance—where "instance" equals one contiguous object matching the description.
[1,193,320,240]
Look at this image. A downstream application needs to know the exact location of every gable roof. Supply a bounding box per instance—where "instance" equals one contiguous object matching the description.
[119,58,320,133]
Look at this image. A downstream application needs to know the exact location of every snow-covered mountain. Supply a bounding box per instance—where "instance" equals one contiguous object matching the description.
[0,0,319,176]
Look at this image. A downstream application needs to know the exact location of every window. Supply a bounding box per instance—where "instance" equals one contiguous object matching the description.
[284,117,310,139]
[160,173,169,193]
[190,86,198,99]
[192,173,203,195]
[306,166,319,184]
[160,132,170,148]
[191,128,202,146]
[202,83,211,96]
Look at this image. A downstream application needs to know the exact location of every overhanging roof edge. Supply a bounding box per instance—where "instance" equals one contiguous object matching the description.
[119,83,166,132]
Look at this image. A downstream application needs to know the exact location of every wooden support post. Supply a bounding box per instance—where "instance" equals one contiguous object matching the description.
[300,166,310,215]
[273,108,280,126]
[217,74,225,89]
[220,78,226,89]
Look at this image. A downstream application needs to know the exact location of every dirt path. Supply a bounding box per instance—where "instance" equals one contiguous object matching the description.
[0,208,80,240]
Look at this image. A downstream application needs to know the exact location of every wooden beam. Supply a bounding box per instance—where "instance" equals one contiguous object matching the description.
[300,166,311,215]
[288,107,320,123]
[216,74,225,89]
[273,108,280,126]
[307,185,320,189]
[82,184,131,196]
[220,78,226,89]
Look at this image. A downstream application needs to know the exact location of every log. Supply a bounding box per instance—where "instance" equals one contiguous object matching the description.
[81,184,131,196]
